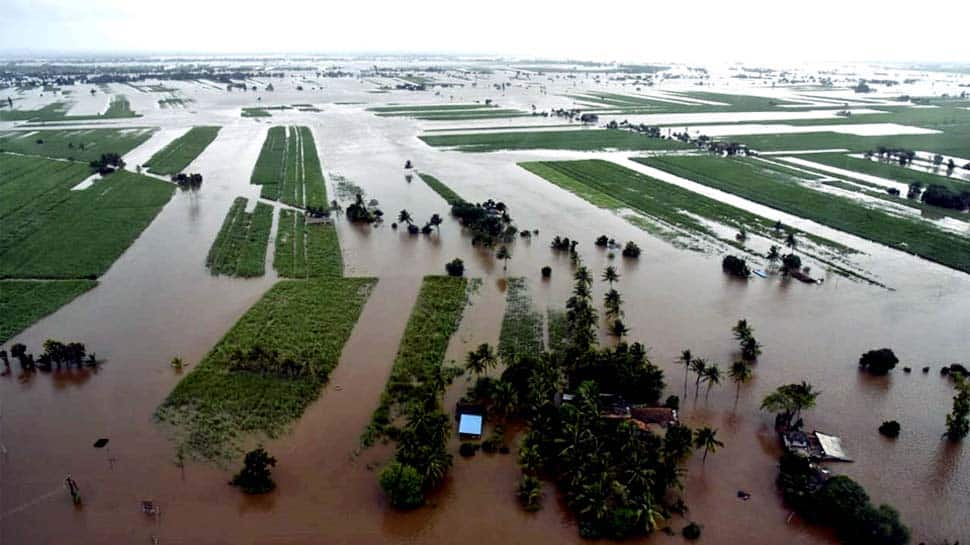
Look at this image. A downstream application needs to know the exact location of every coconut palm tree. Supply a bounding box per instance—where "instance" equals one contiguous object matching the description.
[785,231,798,252]
[604,289,623,320]
[702,364,721,401]
[397,209,413,226]
[690,358,707,401]
[767,245,781,271]
[761,381,820,429]
[694,427,724,464]
[601,266,620,288]
[170,356,185,372]
[465,343,497,377]
[729,361,752,407]
[496,245,511,272]
[731,319,753,342]
[429,213,443,233]
[680,349,693,398]
[609,319,629,339]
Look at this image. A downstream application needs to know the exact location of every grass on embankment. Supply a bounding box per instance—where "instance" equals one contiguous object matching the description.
[519,159,850,256]
[417,173,466,205]
[0,128,155,162]
[273,209,343,278]
[155,277,377,461]
[205,198,273,277]
[145,126,221,175]
[420,129,690,152]
[0,280,97,344]
[0,154,175,279]
[797,153,970,192]
[362,276,471,446]
[250,126,327,209]
[639,155,970,274]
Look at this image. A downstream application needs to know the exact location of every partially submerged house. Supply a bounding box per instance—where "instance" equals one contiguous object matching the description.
[781,429,852,462]
[561,393,678,433]
[455,402,484,440]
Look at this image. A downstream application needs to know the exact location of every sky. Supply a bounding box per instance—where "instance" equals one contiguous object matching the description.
[1,0,969,63]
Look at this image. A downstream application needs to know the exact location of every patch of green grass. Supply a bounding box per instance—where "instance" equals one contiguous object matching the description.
[798,153,970,192]
[818,179,968,221]
[640,155,970,274]
[362,276,471,446]
[206,198,273,277]
[145,126,220,175]
[273,209,342,278]
[498,278,544,363]
[370,103,493,113]
[420,129,690,152]
[568,90,810,114]
[417,173,466,205]
[547,308,570,354]
[0,154,175,279]
[0,128,155,162]
[0,96,139,122]
[0,102,70,121]
[0,280,97,343]
[242,105,292,118]
[249,126,327,209]
[155,277,377,461]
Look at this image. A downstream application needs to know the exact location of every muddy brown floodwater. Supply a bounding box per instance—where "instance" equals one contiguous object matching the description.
[1,74,968,545]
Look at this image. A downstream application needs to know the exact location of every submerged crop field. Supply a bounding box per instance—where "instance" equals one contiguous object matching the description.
[792,152,970,192]
[155,277,377,461]
[250,125,327,209]
[145,126,220,175]
[0,279,97,343]
[0,128,155,161]
[420,129,689,152]
[205,197,273,277]
[273,210,343,278]
[640,155,970,273]
[370,103,529,120]
[417,173,466,205]
[362,276,470,446]
[0,154,175,279]
[497,277,544,363]
[0,95,139,122]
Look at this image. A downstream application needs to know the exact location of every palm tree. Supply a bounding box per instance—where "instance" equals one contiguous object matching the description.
[397,209,413,226]
[702,364,721,401]
[785,231,798,252]
[694,427,724,464]
[604,289,623,320]
[761,381,820,429]
[496,245,511,272]
[741,336,762,361]
[609,319,628,339]
[729,361,752,407]
[429,213,443,233]
[766,245,781,271]
[465,343,497,377]
[170,356,185,372]
[680,349,693,398]
[690,358,707,401]
[601,266,620,288]
[732,319,753,342]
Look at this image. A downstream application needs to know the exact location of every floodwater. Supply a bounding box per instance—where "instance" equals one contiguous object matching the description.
[2,70,969,545]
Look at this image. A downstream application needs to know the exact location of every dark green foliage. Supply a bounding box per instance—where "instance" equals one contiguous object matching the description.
[722,255,751,278]
[418,173,466,206]
[445,258,465,277]
[682,522,702,540]
[379,461,425,509]
[273,209,343,278]
[879,420,901,438]
[0,128,153,162]
[250,126,327,209]
[621,241,641,258]
[781,253,803,274]
[541,266,552,278]
[921,184,970,211]
[145,126,220,175]
[498,278,544,364]
[517,475,542,511]
[459,442,477,457]
[945,376,970,441]
[859,348,899,375]
[229,448,276,494]
[421,129,689,152]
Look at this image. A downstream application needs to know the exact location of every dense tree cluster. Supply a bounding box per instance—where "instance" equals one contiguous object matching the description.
[229,448,277,494]
[921,184,970,211]
[450,199,516,246]
[171,172,203,189]
[721,254,751,278]
[4,339,97,373]
[859,348,899,375]
[89,152,125,174]
[945,375,970,441]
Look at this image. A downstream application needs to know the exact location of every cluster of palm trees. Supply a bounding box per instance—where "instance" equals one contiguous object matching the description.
[602,266,628,338]
[760,381,820,430]
[2,340,97,374]
[679,330,755,407]
[394,209,442,235]
[732,319,762,361]
[766,225,803,274]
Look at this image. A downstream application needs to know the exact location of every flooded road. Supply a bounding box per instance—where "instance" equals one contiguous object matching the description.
[2,74,968,545]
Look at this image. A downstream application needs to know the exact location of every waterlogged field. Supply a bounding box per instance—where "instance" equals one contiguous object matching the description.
[205,198,273,277]
[0,128,155,161]
[797,152,970,192]
[250,125,327,209]
[370,103,529,120]
[640,155,970,273]
[0,154,175,279]
[363,276,470,445]
[145,126,220,175]
[417,173,466,205]
[0,95,138,122]
[0,280,97,343]
[569,90,809,114]
[155,277,377,461]
[273,210,343,278]
[420,128,690,152]
[497,277,544,363]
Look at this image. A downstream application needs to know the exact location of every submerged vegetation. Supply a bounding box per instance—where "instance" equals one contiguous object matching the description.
[0,127,154,162]
[250,125,327,209]
[145,126,220,175]
[206,197,273,277]
[273,209,343,278]
[421,129,689,152]
[497,278,544,364]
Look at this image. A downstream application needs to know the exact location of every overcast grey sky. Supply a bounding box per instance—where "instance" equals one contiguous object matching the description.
[1,0,968,63]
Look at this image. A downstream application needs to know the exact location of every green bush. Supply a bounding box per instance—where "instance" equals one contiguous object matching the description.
[879,420,901,438]
[682,522,702,540]
[379,461,425,509]
[859,348,899,375]
[229,448,277,495]
[517,475,542,511]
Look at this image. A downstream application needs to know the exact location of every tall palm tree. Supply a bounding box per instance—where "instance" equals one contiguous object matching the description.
[694,427,724,464]
[397,209,413,226]
[574,266,592,288]
[601,266,620,288]
[731,319,753,342]
[680,349,693,399]
[702,364,721,401]
[465,343,497,377]
[767,245,781,271]
[604,289,623,320]
[785,231,798,252]
[429,213,443,233]
[690,358,707,401]
[729,361,752,407]
[496,245,511,272]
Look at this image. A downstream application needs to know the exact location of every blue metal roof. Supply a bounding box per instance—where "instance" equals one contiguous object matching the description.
[458,414,483,436]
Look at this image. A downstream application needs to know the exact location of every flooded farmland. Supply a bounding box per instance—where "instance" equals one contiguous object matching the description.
[2,57,969,545]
